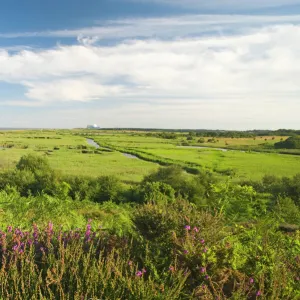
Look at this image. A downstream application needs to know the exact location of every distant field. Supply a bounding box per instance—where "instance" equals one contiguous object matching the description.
[0,130,299,182]
[0,131,158,183]
[194,136,285,148]
[91,132,287,149]
[92,133,300,180]
[143,148,300,180]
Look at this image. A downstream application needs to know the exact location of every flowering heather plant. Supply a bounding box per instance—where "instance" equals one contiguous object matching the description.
[170,223,300,299]
[0,222,188,300]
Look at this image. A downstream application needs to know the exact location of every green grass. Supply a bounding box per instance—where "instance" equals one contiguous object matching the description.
[0,131,158,183]
[143,148,300,180]
[91,133,300,180]
[48,149,158,182]
[1,130,299,182]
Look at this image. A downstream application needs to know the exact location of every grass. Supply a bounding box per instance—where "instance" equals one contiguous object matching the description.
[48,149,158,182]
[0,131,158,183]
[144,148,300,180]
[1,130,300,181]
[91,133,300,180]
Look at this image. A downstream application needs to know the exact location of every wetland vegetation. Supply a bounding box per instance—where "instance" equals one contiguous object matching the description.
[0,129,299,299]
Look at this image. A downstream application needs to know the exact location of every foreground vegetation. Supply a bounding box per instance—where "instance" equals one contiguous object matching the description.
[0,130,299,299]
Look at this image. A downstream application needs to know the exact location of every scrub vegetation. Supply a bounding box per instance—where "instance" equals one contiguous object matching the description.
[0,129,299,299]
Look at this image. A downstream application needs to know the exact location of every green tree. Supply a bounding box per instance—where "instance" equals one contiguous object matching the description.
[94,175,123,203]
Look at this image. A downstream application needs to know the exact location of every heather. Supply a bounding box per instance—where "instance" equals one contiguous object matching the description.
[0,205,299,299]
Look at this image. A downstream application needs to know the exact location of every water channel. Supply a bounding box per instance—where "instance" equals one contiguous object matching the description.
[86,139,139,159]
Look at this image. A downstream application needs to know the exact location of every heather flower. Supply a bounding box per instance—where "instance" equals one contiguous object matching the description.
[12,244,18,251]
[184,249,189,254]
[185,225,191,231]
[200,267,206,273]
[128,261,133,266]
[74,232,81,239]
[136,271,143,277]
[33,224,39,242]
[7,226,12,233]
[256,291,262,297]
[249,278,254,284]
[85,220,92,241]
[200,239,205,244]
[48,222,53,233]
[203,248,208,253]
[15,228,22,235]
[193,226,199,232]
[205,275,209,280]
[169,266,175,272]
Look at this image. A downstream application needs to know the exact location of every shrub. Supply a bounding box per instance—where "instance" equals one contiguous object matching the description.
[274,136,300,149]
[134,181,176,204]
[16,153,51,174]
[94,176,123,204]
[210,182,270,221]
[273,197,300,224]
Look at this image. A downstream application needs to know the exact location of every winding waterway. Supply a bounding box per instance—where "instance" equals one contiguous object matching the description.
[86,139,139,159]
[86,138,100,149]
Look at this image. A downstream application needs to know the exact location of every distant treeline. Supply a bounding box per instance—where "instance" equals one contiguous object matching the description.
[86,128,300,137]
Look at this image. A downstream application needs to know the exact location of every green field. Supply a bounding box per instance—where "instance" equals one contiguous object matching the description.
[91,132,300,180]
[1,130,300,181]
[0,130,158,182]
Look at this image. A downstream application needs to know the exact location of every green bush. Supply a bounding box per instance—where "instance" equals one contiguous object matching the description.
[16,153,51,173]
[94,175,123,204]
[273,197,300,224]
[274,136,300,149]
[134,181,175,204]
[210,182,270,222]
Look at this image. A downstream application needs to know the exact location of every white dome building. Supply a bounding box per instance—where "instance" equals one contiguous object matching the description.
[87,124,100,129]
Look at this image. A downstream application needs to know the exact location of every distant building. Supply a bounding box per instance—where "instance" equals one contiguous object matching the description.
[87,124,100,129]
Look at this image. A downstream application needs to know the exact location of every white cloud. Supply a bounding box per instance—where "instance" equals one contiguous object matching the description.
[1,20,300,128]
[23,79,125,102]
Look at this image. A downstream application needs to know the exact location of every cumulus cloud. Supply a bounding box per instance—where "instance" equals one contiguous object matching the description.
[1,19,300,128]
[23,79,125,102]
[1,24,300,99]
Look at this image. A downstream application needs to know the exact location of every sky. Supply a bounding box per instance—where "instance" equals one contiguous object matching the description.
[1,0,300,129]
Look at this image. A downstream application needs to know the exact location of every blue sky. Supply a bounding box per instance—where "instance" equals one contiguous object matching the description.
[1,0,300,129]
